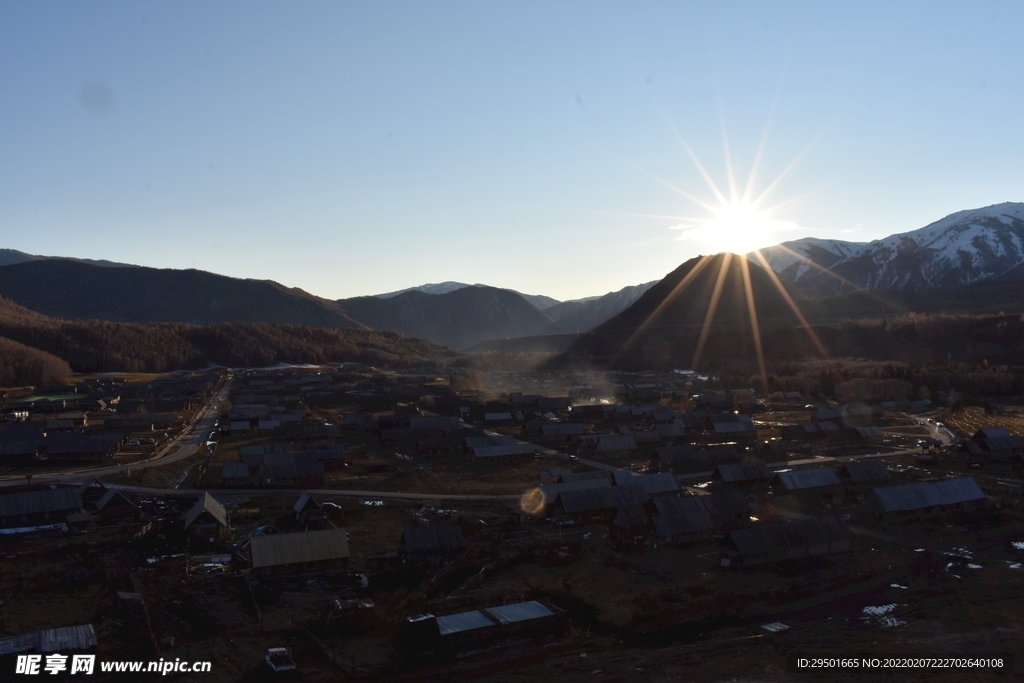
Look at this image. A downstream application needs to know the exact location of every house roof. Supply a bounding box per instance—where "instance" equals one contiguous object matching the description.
[537,478,612,505]
[250,528,350,569]
[435,610,495,636]
[541,423,585,436]
[774,468,841,491]
[559,483,648,514]
[473,443,535,458]
[184,493,227,529]
[559,470,613,484]
[841,460,891,483]
[482,601,554,625]
[0,488,82,519]
[611,503,651,530]
[713,462,771,483]
[0,624,96,656]
[465,435,517,449]
[726,517,850,557]
[597,434,637,452]
[95,488,134,510]
[293,493,322,513]
[871,477,986,513]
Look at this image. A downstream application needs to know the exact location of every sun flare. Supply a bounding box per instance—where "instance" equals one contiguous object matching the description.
[673,203,795,255]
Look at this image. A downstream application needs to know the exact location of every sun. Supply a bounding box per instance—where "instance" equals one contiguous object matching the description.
[674,202,796,255]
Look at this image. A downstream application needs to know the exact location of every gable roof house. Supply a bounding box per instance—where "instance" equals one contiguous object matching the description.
[0,488,83,529]
[250,528,350,577]
[868,477,988,521]
[184,493,228,543]
[720,517,851,568]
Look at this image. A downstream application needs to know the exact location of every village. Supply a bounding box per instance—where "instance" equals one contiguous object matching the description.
[1,364,1023,680]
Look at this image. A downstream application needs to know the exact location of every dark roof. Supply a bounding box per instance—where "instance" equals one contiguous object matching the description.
[840,460,891,483]
[0,488,82,519]
[483,601,554,625]
[400,526,466,554]
[597,435,637,452]
[773,468,841,491]
[44,433,122,455]
[293,493,322,513]
[537,478,612,505]
[726,517,850,557]
[435,610,495,636]
[871,477,986,513]
[973,426,1011,441]
[611,503,651,531]
[222,462,250,478]
[713,462,771,483]
[621,472,680,495]
[559,483,648,514]
[95,488,134,511]
[0,624,96,656]
[558,470,613,484]
[184,493,228,529]
[250,528,350,569]
[541,423,585,436]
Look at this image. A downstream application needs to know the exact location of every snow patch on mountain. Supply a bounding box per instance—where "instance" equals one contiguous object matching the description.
[754,203,1024,293]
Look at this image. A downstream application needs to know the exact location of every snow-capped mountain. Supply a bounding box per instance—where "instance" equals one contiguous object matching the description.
[752,203,1024,294]
[752,238,866,282]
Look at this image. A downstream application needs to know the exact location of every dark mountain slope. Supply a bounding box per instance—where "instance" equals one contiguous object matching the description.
[554,254,816,370]
[0,296,454,373]
[0,260,364,328]
[339,286,555,350]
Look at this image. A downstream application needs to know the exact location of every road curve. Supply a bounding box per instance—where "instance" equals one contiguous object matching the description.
[0,379,232,488]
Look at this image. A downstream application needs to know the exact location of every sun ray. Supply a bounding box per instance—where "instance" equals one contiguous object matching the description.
[739,256,768,394]
[664,118,729,207]
[750,249,830,358]
[718,106,739,205]
[691,253,733,369]
[750,127,828,211]
[611,254,715,363]
[593,210,713,222]
[627,162,720,213]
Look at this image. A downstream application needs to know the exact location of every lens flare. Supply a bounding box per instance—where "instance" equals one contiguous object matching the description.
[520,488,546,515]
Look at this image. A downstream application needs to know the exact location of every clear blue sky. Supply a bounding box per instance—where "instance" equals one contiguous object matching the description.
[2,1,1022,301]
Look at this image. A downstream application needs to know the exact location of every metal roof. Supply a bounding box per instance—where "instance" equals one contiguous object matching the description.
[651,509,715,537]
[559,483,648,514]
[184,493,228,529]
[483,601,554,625]
[597,435,637,451]
[473,443,535,458]
[435,610,496,636]
[250,528,350,568]
[714,462,770,482]
[0,488,82,519]
[871,477,986,513]
[465,435,517,449]
[841,460,891,483]
[727,517,850,557]
[541,423,584,436]
[538,478,612,505]
[0,624,96,656]
[293,493,321,513]
[222,462,250,478]
[774,468,841,491]
[628,472,681,495]
[559,470,612,484]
